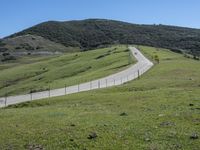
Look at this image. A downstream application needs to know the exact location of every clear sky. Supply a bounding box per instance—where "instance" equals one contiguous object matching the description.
[0,0,200,38]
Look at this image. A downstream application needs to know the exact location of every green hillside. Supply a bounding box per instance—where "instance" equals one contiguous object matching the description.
[0,34,78,62]
[0,45,134,97]
[2,34,71,52]
[0,46,199,149]
[7,19,200,57]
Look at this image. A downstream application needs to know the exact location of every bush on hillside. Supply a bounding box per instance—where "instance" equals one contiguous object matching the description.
[1,52,16,62]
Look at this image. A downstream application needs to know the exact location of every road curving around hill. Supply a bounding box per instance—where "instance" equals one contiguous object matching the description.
[0,46,153,108]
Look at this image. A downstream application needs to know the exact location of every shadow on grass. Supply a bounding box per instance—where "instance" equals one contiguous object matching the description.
[5,100,51,109]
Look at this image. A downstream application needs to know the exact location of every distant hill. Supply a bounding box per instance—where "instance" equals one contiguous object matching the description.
[4,19,200,56]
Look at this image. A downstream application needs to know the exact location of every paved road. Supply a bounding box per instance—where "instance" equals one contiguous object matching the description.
[0,46,153,108]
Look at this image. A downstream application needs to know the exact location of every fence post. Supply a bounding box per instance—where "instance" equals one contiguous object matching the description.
[49,85,50,98]
[98,80,100,88]
[138,70,140,79]
[65,84,67,95]
[30,88,32,101]
[106,79,107,87]
[4,95,7,107]
[90,81,92,90]
[114,79,116,85]
[4,81,7,107]
[78,84,80,92]
[129,50,132,64]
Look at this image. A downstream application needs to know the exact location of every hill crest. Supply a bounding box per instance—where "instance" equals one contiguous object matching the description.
[3,19,200,56]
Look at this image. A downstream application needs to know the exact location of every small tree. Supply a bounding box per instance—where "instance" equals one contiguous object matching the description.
[154,55,160,64]
[0,40,6,47]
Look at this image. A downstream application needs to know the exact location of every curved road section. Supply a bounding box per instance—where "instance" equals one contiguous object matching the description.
[0,47,153,108]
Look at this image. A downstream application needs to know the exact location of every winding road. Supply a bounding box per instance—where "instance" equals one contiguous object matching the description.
[0,46,153,108]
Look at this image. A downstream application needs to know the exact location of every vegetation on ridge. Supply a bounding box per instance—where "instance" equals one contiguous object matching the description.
[8,19,200,57]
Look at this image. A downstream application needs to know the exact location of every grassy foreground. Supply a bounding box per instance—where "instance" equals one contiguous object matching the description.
[0,46,200,150]
[0,45,133,96]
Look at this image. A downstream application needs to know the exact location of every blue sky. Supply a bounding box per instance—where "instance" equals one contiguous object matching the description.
[0,0,199,38]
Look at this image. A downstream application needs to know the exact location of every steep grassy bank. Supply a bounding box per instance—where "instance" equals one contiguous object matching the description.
[0,45,134,96]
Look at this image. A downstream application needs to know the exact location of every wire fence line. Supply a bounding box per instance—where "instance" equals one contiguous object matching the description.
[0,47,153,108]
[0,64,152,108]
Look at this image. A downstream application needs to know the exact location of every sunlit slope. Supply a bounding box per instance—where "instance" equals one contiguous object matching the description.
[0,45,134,96]
[0,46,199,149]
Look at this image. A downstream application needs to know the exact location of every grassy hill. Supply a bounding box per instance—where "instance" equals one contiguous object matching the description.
[7,19,200,57]
[0,34,78,62]
[3,34,71,52]
[0,45,134,97]
[0,46,199,149]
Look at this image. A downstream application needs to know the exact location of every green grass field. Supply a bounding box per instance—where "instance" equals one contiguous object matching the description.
[0,46,199,150]
[0,45,134,97]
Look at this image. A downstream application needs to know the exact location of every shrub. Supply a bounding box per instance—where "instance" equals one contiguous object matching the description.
[0,47,8,52]
[154,55,160,64]
[15,46,21,50]
[1,55,16,62]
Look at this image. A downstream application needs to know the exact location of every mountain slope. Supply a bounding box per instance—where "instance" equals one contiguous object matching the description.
[8,19,200,56]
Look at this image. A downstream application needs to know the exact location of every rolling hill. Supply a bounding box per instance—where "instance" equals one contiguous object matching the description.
[4,19,200,57]
[1,46,199,149]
